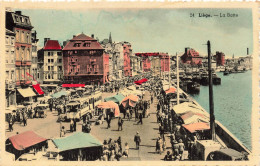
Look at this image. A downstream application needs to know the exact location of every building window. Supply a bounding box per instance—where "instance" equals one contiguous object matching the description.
[5,37,9,45]
[73,43,81,47]
[6,71,9,80]
[48,74,50,79]
[58,66,62,71]
[73,51,78,54]
[48,59,50,63]
[51,66,54,70]
[83,43,91,47]
[27,33,30,44]
[48,52,51,56]
[48,66,50,70]
[16,30,19,42]
[26,49,30,60]
[57,52,61,56]
[58,59,62,63]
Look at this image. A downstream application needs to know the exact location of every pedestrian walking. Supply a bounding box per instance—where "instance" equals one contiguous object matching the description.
[70,119,74,132]
[117,137,122,153]
[123,142,129,157]
[73,118,77,131]
[178,139,185,160]
[137,113,143,125]
[164,151,173,161]
[9,118,13,132]
[60,126,66,137]
[126,109,130,121]
[118,117,123,131]
[173,140,179,157]
[134,131,141,150]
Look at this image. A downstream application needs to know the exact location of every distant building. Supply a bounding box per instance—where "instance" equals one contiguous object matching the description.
[181,47,202,65]
[130,55,142,76]
[38,38,63,84]
[214,51,225,66]
[135,52,170,74]
[101,35,133,80]
[63,33,109,85]
[5,29,16,108]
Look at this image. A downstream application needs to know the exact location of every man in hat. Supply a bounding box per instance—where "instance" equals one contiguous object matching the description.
[134,131,141,150]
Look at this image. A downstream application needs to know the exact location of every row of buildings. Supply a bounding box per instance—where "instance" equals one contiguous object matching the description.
[5,9,251,108]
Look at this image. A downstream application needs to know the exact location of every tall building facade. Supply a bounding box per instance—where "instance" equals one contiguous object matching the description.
[41,39,63,84]
[31,30,39,82]
[6,10,35,104]
[214,51,225,66]
[63,33,109,85]
[5,29,16,108]
[6,10,34,86]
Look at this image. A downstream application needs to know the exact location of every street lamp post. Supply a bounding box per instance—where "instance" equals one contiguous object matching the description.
[176,53,180,105]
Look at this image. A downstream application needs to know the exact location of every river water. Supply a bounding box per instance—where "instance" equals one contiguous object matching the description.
[191,71,252,150]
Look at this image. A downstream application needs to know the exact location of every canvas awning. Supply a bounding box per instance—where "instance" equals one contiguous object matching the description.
[8,131,47,151]
[173,102,208,116]
[62,84,85,88]
[52,132,102,152]
[121,94,139,108]
[104,93,125,104]
[165,87,176,94]
[180,111,209,124]
[17,88,36,98]
[32,84,44,95]
[134,78,148,85]
[97,101,120,117]
[51,90,70,98]
[182,122,210,133]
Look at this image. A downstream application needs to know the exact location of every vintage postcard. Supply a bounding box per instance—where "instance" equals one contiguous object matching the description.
[0,2,258,166]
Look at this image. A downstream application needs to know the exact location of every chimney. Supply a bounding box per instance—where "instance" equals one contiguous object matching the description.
[15,11,22,15]
[185,48,188,54]
[73,35,76,38]
[247,48,249,55]
[44,38,50,46]
[91,34,94,38]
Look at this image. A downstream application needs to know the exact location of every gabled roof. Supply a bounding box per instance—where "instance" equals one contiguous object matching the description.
[43,40,62,50]
[63,33,104,51]
[8,131,47,150]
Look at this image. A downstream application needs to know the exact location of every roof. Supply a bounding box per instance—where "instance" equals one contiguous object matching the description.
[52,132,102,152]
[135,52,168,57]
[6,29,15,35]
[63,33,104,51]
[8,131,47,150]
[97,101,120,117]
[51,90,70,98]
[182,122,210,133]
[43,40,62,50]
[216,148,245,158]
[104,93,125,104]
[62,84,85,88]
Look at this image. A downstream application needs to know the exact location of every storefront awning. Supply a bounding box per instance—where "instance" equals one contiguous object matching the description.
[32,84,44,95]
[62,84,85,88]
[8,131,47,150]
[17,88,36,98]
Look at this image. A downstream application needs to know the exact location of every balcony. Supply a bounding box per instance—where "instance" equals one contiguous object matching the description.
[16,60,31,66]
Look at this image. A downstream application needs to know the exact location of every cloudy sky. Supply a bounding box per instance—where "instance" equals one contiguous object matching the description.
[18,8,253,57]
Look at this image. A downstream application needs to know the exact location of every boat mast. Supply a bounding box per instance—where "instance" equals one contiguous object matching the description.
[176,52,179,105]
[207,40,216,141]
[169,54,171,89]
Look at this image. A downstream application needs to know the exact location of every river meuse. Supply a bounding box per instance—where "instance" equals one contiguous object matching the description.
[191,70,252,150]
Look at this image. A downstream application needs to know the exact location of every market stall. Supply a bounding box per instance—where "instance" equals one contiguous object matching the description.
[104,94,125,104]
[6,131,47,160]
[52,132,103,161]
[121,94,139,108]
[96,101,120,117]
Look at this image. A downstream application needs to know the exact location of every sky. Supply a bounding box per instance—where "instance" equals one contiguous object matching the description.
[17,8,253,57]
